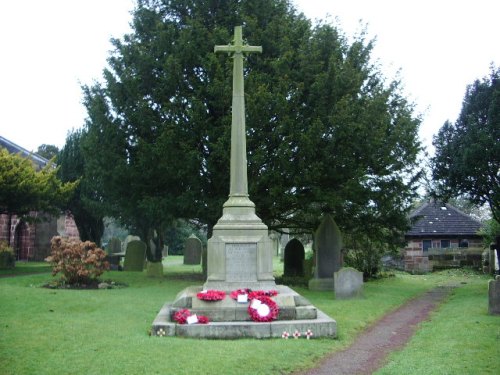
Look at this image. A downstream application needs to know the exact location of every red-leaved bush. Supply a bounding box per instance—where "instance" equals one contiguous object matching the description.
[45,236,109,285]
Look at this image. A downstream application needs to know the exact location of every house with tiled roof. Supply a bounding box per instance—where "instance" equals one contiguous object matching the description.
[0,136,79,261]
[403,201,484,272]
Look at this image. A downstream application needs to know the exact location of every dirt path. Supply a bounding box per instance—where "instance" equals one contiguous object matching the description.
[294,286,454,375]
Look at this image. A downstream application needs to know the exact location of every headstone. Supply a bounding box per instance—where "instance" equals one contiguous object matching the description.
[488,277,500,315]
[107,237,122,254]
[183,234,202,265]
[122,235,141,252]
[284,238,305,277]
[334,267,363,299]
[309,214,342,290]
[124,240,146,271]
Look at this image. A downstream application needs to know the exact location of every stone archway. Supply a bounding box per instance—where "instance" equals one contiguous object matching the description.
[14,221,31,260]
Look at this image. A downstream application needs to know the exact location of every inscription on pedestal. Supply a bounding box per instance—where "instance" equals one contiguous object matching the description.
[226,243,257,282]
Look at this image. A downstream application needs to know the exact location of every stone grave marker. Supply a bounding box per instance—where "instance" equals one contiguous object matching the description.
[124,240,146,271]
[122,235,141,252]
[183,234,202,265]
[488,276,500,315]
[284,238,305,277]
[309,214,342,290]
[334,267,363,299]
[107,237,122,254]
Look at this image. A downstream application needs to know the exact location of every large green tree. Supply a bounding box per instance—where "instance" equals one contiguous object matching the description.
[432,67,500,222]
[57,130,105,244]
[0,148,76,218]
[82,0,422,260]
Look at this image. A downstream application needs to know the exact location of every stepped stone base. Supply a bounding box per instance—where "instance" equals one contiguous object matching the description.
[152,285,337,339]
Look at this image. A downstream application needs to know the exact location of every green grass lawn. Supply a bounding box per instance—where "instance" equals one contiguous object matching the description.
[375,271,500,375]
[0,258,495,375]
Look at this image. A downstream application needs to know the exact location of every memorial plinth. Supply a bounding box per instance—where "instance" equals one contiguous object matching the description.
[151,26,336,338]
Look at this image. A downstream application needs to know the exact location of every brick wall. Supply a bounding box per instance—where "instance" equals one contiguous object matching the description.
[0,212,80,261]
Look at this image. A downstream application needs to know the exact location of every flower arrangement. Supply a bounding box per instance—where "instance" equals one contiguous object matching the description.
[281,329,314,339]
[173,309,191,324]
[247,295,279,322]
[196,289,226,301]
[173,309,209,324]
[248,289,278,300]
[229,288,252,300]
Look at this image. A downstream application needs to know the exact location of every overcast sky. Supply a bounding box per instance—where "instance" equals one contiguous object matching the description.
[1,0,499,154]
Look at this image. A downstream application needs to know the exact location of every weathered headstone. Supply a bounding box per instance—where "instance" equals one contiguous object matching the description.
[309,214,342,290]
[488,276,500,315]
[107,237,122,254]
[124,240,146,271]
[334,267,363,299]
[183,234,202,265]
[284,238,305,277]
[122,235,141,252]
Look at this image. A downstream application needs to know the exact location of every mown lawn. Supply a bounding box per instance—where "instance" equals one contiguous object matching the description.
[376,270,499,375]
[0,258,495,375]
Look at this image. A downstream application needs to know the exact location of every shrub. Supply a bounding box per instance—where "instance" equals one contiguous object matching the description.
[45,236,109,285]
[0,241,15,269]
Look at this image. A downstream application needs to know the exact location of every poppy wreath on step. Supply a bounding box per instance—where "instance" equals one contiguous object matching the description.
[248,290,278,300]
[248,295,279,322]
[196,289,226,301]
[229,288,252,300]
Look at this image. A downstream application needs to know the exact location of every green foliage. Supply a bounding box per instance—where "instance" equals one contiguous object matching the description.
[36,144,59,161]
[80,0,421,260]
[343,231,400,279]
[164,220,207,255]
[479,218,500,248]
[45,236,109,285]
[57,129,104,244]
[0,148,76,217]
[432,66,500,222]
[0,240,15,269]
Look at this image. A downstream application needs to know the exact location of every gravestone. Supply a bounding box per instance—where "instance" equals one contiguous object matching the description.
[334,267,363,299]
[107,237,122,254]
[183,234,202,265]
[124,240,146,271]
[123,235,141,252]
[309,214,342,290]
[284,238,305,277]
[488,277,500,315]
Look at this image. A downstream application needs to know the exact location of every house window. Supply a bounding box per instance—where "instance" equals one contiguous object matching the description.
[422,240,432,252]
[459,239,469,248]
[441,240,450,249]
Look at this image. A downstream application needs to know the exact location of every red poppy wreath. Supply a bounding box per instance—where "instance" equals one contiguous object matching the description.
[196,289,226,301]
[247,295,279,322]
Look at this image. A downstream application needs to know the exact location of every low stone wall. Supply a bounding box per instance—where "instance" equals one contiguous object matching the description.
[428,249,483,270]
[403,247,484,273]
[404,248,430,273]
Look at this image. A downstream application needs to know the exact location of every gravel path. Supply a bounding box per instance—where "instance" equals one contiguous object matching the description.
[294,286,454,375]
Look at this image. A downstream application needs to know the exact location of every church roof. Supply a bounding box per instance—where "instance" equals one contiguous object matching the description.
[0,135,50,170]
[406,201,483,238]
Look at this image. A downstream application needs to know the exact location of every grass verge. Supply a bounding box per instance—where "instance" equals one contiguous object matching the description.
[0,259,494,375]
[375,271,498,375]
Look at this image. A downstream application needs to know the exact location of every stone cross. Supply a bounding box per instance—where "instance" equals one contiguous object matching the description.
[214,26,262,207]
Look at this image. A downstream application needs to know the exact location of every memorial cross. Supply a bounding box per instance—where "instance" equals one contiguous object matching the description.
[214,26,262,205]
